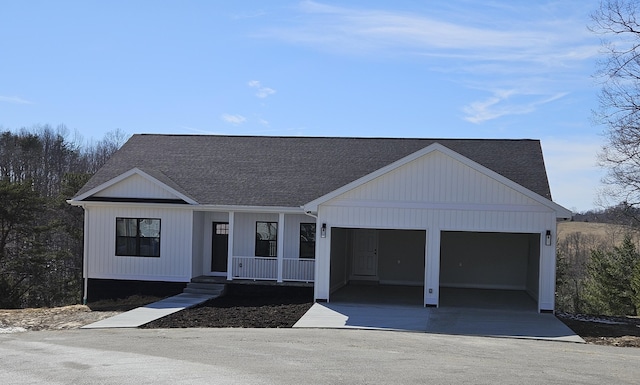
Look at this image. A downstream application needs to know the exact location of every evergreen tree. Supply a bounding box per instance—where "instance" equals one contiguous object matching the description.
[632,259,640,314]
[584,234,640,315]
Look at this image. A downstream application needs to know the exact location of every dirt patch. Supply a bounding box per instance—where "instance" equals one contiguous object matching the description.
[557,313,640,347]
[0,305,119,332]
[0,295,162,333]
[142,285,313,329]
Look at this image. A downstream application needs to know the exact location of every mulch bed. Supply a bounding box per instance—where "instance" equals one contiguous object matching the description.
[141,284,314,329]
[557,313,640,347]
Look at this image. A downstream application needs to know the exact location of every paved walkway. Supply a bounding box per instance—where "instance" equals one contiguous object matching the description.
[294,302,585,343]
[82,293,216,329]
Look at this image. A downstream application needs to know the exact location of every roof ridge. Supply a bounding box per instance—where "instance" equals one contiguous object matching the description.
[134,134,539,142]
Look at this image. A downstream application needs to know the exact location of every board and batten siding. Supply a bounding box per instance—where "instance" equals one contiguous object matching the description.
[85,205,193,282]
[313,149,558,310]
[93,174,180,200]
[232,212,315,258]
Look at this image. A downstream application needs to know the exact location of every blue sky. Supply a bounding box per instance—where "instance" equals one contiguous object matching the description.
[1,1,605,211]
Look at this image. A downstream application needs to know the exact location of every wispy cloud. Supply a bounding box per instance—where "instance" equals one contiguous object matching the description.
[258,1,597,123]
[248,80,276,98]
[463,90,568,124]
[0,95,32,104]
[221,114,247,125]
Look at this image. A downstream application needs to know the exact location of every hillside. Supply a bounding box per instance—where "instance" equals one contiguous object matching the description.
[557,221,640,246]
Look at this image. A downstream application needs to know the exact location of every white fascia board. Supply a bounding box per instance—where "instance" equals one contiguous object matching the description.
[303,142,572,219]
[68,200,305,214]
[66,200,196,210]
[71,167,198,205]
[196,204,305,214]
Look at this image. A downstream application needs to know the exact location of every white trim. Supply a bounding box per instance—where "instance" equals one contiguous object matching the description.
[324,200,554,213]
[72,168,198,204]
[82,206,89,304]
[68,199,305,214]
[277,213,285,283]
[195,205,305,214]
[227,212,235,281]
[303,143,572,218]
[67,200,194,209]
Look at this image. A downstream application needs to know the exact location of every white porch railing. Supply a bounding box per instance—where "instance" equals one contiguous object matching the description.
[231,256,314,282]
[283,258,315,282]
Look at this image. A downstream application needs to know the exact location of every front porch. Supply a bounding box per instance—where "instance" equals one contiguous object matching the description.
[194,210,316,284]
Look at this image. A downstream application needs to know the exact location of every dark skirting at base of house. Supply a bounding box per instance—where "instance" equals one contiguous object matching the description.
[87,279,187,302]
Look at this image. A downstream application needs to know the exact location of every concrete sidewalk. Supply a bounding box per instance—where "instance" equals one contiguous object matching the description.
[82,293,216,329]
[294,302,585,343]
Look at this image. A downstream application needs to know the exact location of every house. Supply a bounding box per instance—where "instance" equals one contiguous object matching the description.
[68,135,572,312]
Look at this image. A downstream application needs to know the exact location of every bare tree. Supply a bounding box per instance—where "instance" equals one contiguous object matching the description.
[591,1,640,210]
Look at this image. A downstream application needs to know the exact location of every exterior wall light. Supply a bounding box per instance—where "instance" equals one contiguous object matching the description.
[545,230,552,246]
[321,223,327,238]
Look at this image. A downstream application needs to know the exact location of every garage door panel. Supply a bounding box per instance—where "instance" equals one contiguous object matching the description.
[440,232,537,290]
[377,230,425,285]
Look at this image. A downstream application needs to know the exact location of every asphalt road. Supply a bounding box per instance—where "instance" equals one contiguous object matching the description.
[1,328,638,384]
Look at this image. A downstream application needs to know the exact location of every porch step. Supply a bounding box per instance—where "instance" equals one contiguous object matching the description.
[190,275,229,284]
[183,282,227,296]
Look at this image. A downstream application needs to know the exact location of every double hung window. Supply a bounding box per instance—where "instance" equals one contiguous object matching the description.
[255,221,277,257]
[116,218,161,257]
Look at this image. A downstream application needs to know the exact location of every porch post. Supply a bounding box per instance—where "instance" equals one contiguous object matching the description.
[226,211,234,281]
[277,212,285,282]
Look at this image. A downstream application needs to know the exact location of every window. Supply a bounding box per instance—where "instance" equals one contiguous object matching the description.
[300,223,316,259]
[255,221,277,257]
[215,223,229,235]
[116,218,161,257]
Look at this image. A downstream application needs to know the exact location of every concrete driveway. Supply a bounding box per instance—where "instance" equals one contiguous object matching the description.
[0,328,637,384]
[294,302,584,342]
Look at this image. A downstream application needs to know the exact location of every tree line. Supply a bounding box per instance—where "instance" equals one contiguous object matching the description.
[556,224,640,316]
[554,1,640,317]
[0,125,125,308]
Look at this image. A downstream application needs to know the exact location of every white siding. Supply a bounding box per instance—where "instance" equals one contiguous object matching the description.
[284,214,317,259]
[232,212,314,258]
[233,213,279,256]
[94,174,180,200]
[313,149,559,311]
[331,151,542,207]
[85,205,193,282]
[191,211,204,277]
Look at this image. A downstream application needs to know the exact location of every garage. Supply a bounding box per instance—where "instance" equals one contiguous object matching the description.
[439,231,541,310]
[306,141,572,312]
[328,228,425,305]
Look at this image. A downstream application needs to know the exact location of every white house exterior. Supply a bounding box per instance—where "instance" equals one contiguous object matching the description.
[68,135,571,312]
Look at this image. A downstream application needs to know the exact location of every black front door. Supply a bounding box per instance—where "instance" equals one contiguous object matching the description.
[211,222,229,273]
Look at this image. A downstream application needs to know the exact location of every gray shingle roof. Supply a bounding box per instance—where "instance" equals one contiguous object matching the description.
[74,135,552,206]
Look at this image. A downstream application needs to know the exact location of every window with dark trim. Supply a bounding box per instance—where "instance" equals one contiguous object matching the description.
[116,218,161,257]
[255,221,277,257]
[300,223,316,259]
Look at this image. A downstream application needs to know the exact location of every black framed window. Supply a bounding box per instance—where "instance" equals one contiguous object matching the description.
[116,218,161,257]
[255,221,277,257]
[300,223,316,259]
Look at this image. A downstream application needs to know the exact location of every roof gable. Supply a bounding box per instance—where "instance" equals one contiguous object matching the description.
[74,168,197,204]
[73,135,554,208]
[304,143,571,217]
